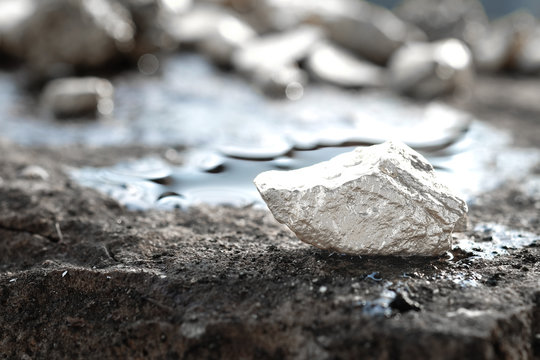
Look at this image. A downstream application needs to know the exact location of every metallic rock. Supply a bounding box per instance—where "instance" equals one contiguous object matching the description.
[254,141,468,256]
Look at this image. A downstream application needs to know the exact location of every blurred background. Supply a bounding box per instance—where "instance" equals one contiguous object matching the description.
[374,0,540,18]
[1,0,539,209]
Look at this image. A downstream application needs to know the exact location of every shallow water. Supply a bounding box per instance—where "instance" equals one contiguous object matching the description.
[454,223,539,260]
[69,118,540,211]
[1,54,539,210]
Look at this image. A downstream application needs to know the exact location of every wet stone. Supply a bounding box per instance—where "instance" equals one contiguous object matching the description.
[254,141,468,256]
[388,39,474,99]
[41,77,114,119]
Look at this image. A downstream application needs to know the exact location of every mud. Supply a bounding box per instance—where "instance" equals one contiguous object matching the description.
[0,73,540,359]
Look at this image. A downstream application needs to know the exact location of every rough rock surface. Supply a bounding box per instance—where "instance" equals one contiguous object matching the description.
[254,141,468,256]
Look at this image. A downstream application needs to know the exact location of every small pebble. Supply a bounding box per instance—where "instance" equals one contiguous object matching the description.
[41,77,114,119]
[20,165,49,181]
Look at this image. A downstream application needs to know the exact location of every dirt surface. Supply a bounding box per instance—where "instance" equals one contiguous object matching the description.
[0,76,539,359]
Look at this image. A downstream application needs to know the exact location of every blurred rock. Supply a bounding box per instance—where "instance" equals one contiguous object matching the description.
[232,25,322,76]
[197,13,257,66]
[162,4,238,45]
[468,22,514,73]
[388,39,474,99]
[254,141,468,256]
[118,0,191,56]
[41,77,114,119]
[253,64,307,99]
[323,1,427,65]
[1,0,135,76]
[513,25,540,74]
[0,0,35,49]
[242,0,359,33]
[468,11,536,73]
[240,0,426,64]
[394,0,488,42]
[19,165,49,181]
[305,41,384,88]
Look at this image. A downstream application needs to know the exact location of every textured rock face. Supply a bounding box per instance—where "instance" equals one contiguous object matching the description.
[254,141,468,256]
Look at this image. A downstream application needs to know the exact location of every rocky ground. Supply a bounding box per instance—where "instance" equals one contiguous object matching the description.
[0,75,538,359]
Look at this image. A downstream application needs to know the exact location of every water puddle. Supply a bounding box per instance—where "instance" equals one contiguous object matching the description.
[0,54,538,210]
[70,118,540,210]
[453,223,539,260]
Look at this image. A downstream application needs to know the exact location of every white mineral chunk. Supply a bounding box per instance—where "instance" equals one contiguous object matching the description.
[388,39,474,99]
[41,77,114,119]
[254,141,468,256]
